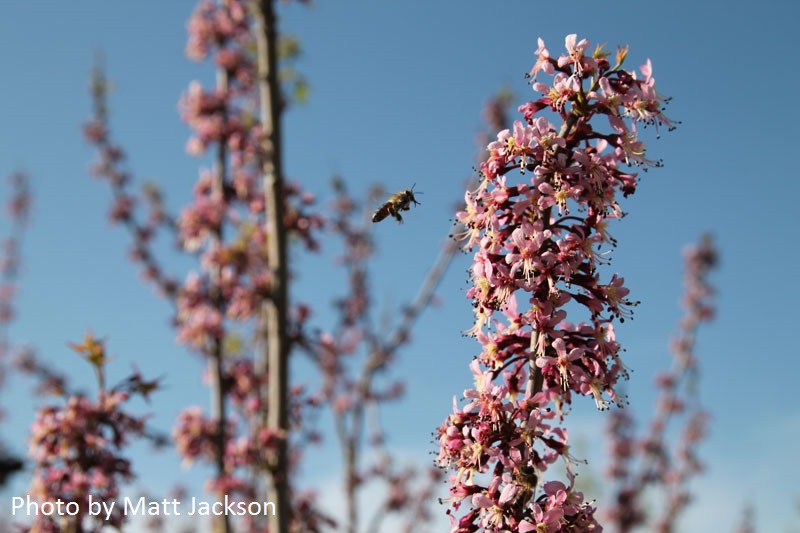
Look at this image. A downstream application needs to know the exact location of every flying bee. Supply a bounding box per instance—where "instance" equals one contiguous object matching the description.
[371,184,422,223]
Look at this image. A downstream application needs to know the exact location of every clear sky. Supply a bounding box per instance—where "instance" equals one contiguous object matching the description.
[1,1,799,531]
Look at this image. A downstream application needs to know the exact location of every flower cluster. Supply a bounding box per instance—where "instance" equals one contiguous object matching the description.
[28,393,140,531]
[175,0,322,351]
[437,35,675,531]
[25,335,158,532]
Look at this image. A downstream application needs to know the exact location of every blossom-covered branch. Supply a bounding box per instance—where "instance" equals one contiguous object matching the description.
[0,172,30,489]
[23,333,161,532]
[437,35,676,532]
[87,1,326,531]
[0,172,30,364]
[605,235,717,532]
[84,60,181,300]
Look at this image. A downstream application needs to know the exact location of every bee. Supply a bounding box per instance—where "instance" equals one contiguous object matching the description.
[371,185,422,223]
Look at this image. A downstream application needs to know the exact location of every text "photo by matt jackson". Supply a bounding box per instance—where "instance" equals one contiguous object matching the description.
[12,495,277,519]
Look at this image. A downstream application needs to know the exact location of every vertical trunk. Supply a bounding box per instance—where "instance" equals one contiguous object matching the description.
[345,434,357,533]
[210,63,231,533]
[251,1,290,531]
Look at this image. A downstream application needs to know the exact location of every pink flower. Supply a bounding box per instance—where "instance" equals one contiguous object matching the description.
[528,37,555,81]
[558,34,596,76]
[536,337,586,390]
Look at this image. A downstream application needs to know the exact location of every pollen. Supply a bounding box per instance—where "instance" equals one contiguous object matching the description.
[505,137,520,154]
[476,277,490,298]
[554,188,569,206]
[486,342,498,360]
[588,380,611,410]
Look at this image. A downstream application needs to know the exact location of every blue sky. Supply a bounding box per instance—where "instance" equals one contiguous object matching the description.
[1,1,799,531]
